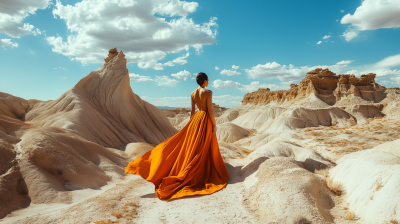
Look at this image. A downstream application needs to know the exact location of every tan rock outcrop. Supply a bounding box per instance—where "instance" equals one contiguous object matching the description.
[242,68,386,105]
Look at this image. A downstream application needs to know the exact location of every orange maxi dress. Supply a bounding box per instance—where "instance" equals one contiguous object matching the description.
[125,110,230,201]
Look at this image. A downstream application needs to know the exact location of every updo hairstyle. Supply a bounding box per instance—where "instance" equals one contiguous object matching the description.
[196,72,208,86]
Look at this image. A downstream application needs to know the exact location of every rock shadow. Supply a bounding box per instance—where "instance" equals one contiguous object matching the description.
[226,157,269,184]
[140,192,156,198]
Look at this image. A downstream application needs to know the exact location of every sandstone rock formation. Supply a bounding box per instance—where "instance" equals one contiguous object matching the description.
[242,68,386,106]
[0,48,177,219]
[25,48,177,148]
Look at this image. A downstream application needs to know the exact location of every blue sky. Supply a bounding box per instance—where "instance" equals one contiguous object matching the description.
[1,0,400,108]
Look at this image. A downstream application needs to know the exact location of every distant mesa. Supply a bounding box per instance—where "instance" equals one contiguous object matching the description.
[242,68,387,106]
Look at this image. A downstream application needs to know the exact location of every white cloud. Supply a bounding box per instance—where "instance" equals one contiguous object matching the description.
[341,0,400,30]
[220,69,241,76]
[232,65,239,69]
[347,68,400,78]
[212,79,280,93]
[340,9,344,13]
[171,70,191,80]
[322,35,331,39]
[129,73,153,82]
[244,61,353,83]
[0,39,18,48]
[341,27,359,41]
[172,53,190,65]
[47,0,218,68]
[373,53,400,69]
[316,41,322,44]
[154,75,179,86]
[336,60,353,65]
[163,61,175,67]
[162,53,190,67]
[0,0,49,38]
[154,0,198,17]
[212,95,243,108]
[32,28,41,36]
[391,76,400,84]
[215,66,219,70]
[212,79,242,90]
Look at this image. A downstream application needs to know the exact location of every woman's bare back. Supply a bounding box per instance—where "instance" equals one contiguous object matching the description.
[191,87,211,111]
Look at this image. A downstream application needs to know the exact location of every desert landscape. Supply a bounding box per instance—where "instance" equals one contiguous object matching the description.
[1,49,400,224]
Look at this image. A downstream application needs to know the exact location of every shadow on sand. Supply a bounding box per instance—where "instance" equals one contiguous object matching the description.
[140,157,269,201]
[226,157,269,185]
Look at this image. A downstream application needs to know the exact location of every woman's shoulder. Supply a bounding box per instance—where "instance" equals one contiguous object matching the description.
[201,89,212,96]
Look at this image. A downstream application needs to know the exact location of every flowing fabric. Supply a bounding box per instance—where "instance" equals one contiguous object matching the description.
[125,110,230,201]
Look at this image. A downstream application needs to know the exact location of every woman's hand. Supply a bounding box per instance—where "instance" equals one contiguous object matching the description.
[212,125,217,135]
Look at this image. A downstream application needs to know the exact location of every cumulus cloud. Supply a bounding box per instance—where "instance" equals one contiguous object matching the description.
[212,79,280,93]
[232,65,239,69]
[0,39,18,48]
[336,60,353,65]
[171,53,190,65]
[171,70,191,80]
[340,9,344,13]
[154,75,179,86]
[129,73,153,82]
[322,35,331,39]
[341,0,400,30]
[341,27,359,41]
[154,0,198,17]
[220,69,241,76]
[346,68,400,79]
[316,41,322,44]
[215,66,219,70]
[47,0,218,68]
[342,53,400,81]
[212,95,243,108]
[0,0,49,38]
[373,53,400,69]
[244,60,353,83]
[391,76,400,84]
[339,0,400,42]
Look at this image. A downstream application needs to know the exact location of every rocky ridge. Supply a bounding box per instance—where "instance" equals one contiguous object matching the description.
[242,68,387,106]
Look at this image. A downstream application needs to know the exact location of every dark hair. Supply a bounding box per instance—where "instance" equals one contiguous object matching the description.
[196,72,208,86]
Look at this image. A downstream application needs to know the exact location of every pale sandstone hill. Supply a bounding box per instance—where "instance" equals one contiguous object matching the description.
[0,48,178,219]
[329,139,400,223]
[25,48,177,149]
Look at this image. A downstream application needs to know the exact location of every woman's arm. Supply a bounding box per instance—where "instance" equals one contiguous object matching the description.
[190,93,195,118]
[206,90,217,135]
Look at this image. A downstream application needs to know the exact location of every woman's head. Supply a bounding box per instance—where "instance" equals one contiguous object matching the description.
[196,72,209,87]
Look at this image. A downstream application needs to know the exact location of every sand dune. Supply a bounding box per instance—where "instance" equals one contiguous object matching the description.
[1,49,400,223]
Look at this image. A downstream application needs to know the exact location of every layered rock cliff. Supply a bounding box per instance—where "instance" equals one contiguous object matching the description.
[242,68,386,106]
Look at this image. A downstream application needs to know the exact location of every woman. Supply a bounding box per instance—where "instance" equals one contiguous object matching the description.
[125,72,230,201]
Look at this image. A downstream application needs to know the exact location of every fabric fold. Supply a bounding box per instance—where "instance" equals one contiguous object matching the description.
[125,110,230,201]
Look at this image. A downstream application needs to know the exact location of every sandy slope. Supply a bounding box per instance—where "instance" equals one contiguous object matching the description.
[1,49,400,224]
